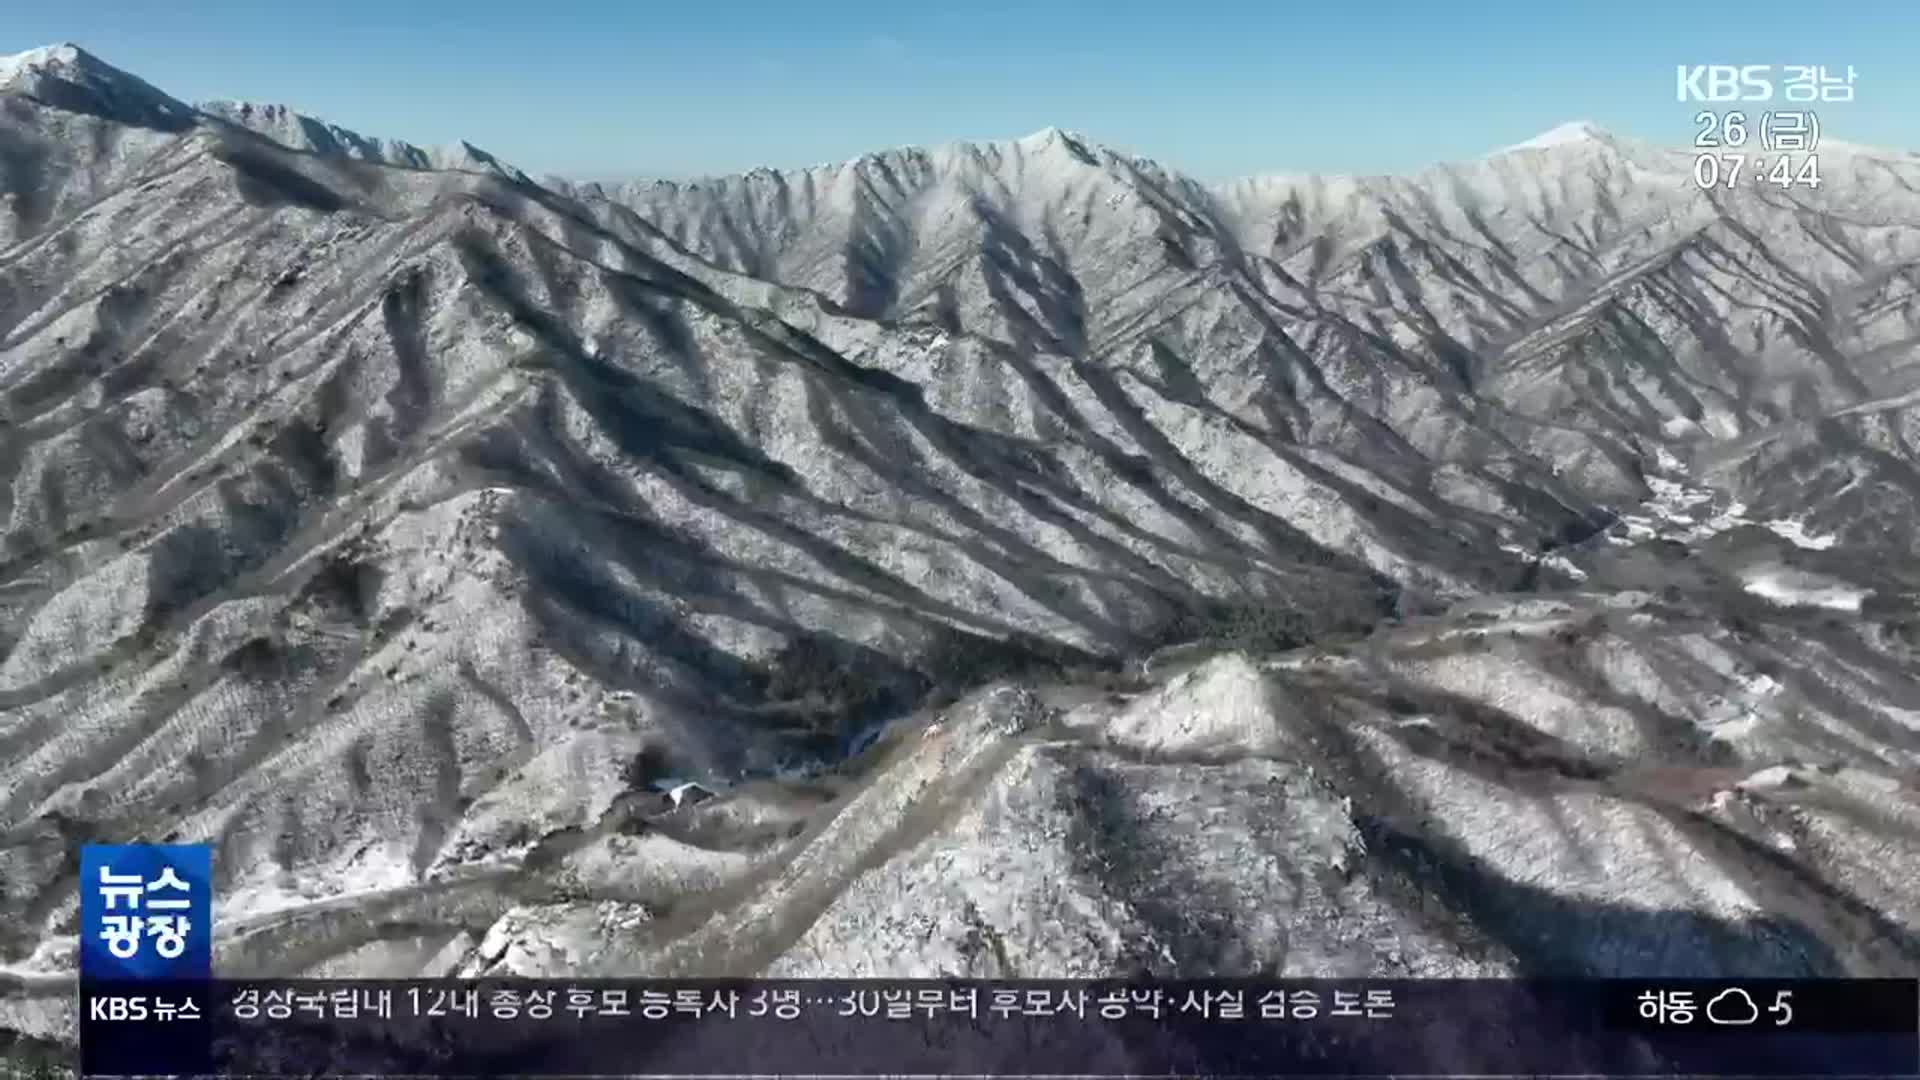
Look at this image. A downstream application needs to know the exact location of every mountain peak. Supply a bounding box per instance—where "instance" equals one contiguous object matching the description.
[0,41,195,132]
[1020,125,1080,143]
[1010,126,1109,168]
[1502,120,1612,153]
[0,42,94,88]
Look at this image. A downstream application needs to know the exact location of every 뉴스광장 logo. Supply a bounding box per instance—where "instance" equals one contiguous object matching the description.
[78,843,212,980]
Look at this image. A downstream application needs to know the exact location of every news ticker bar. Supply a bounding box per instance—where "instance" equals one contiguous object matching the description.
[78,978,1919,1078]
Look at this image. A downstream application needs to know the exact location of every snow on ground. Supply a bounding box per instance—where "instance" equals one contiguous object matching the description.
[217,845,421,925]
[1604,450,1839,551]
[1741,568,1871,611]
[1500,543,1589,581]
[1762,518,1838,550]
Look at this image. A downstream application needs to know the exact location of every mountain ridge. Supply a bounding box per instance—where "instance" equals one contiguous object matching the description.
[196,98,529,179]
[20,42,1902,197]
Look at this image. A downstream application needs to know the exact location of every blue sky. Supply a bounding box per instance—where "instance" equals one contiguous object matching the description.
[7,1,1915,180]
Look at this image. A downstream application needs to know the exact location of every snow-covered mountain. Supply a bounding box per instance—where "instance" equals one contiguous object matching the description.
[3,43,1920,1036]
[198,99,529,179]
[0,43,195,132]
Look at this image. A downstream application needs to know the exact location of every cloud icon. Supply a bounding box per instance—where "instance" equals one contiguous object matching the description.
[1706,988,1760,1025]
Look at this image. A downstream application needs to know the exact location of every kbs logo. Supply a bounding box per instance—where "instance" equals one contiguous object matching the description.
[86,994,202,1021]
[88,996,149,1021]
[1677,65,1774,102]
[1679,65,1857,103]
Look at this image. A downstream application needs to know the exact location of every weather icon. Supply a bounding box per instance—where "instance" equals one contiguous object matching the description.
[1706,988,1761,1025]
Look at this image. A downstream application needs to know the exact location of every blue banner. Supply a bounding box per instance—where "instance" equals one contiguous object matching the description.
[77,843,212,982]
